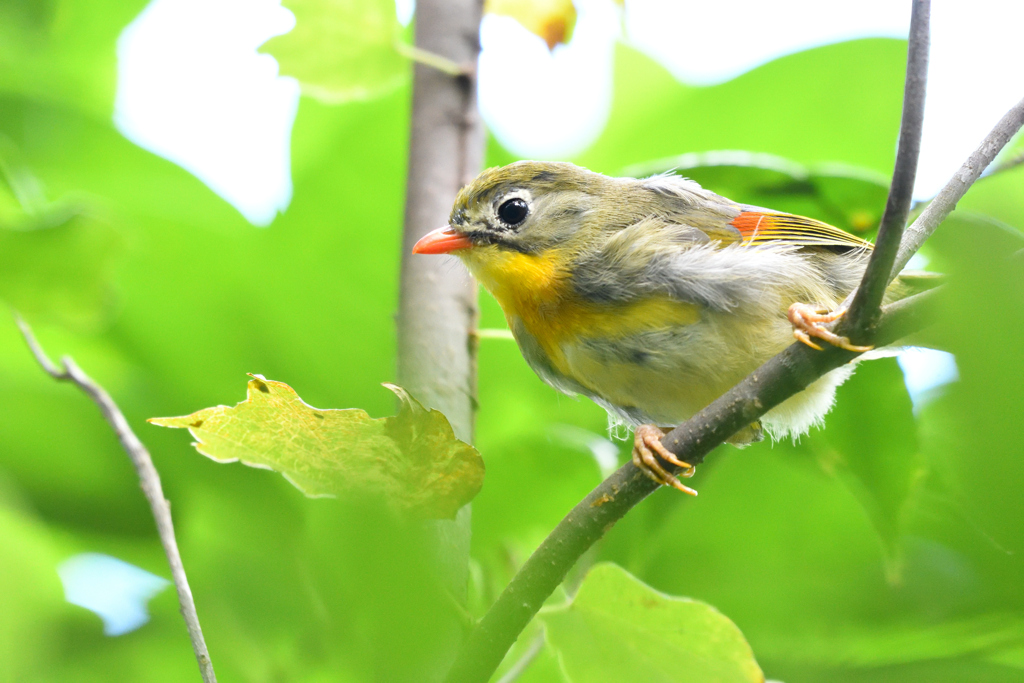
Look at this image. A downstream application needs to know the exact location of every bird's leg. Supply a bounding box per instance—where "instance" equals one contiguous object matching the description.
[632,425,697,496]
[787,303,874,353]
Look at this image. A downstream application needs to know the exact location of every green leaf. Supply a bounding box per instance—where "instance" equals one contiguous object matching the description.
[150,376,483,519]
[540,563,764,683]
[812,359,924,580]
[261,0,408,104]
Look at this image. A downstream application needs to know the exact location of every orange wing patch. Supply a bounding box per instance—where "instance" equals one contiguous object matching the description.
[731,211,873,250]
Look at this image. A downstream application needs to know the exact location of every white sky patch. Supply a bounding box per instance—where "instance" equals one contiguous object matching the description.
[114,0,299,226]
[897,347,960,413]
[905,252,930,270]
[395,0,415,27]
[624,0,910,85]
[478,0,619,159]
[58,553,170,636]
[914,0,1024,199]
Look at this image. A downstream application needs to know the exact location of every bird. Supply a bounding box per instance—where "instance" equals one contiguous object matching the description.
[413,160,910,494]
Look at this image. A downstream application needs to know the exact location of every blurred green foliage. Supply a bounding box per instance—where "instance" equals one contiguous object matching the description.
[262,0,409,104]
[2,2,1024,682]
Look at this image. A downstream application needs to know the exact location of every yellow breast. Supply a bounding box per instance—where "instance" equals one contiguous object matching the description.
[462,246,699,379]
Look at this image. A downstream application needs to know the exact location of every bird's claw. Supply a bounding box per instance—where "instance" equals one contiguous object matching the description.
[631,425,697,495]
[787,303,874,353]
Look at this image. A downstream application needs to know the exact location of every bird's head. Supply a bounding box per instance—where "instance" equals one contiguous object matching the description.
[412,161,617,262]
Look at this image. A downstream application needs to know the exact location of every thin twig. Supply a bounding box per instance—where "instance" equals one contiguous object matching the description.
[892,94,1024,279]
[395,42,474,78]
[842,0,930,341]
[15,314,216,683]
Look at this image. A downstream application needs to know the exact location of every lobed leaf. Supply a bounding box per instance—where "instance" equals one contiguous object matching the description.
[150,376,483,519]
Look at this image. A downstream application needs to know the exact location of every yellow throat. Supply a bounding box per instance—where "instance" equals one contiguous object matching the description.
[461,246,699,376]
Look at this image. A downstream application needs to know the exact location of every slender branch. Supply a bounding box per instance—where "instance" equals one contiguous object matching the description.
[892,94,1024,279]
[443,291,936,683]
[842,0,929,341]
[15,314,216,683]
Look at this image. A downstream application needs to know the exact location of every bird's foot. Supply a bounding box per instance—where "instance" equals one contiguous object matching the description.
[787,303,874,352]
[631,425,697,495]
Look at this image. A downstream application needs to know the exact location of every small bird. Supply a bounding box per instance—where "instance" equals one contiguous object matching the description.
[413,161,903,494]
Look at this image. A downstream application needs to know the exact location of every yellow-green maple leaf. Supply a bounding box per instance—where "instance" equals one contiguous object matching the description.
[150,376,483,519]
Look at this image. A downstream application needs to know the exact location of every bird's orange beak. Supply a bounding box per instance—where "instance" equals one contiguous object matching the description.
[412,226,474,254]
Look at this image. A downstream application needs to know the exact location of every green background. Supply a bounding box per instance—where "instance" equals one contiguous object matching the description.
[2,2,1024,681]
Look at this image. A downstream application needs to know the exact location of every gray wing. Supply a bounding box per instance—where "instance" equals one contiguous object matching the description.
[570,217,836,313]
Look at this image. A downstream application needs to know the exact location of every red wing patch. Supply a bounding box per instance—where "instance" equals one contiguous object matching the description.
[731,211,873,250]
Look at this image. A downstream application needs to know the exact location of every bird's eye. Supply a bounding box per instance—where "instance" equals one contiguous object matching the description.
[497,198,529,226]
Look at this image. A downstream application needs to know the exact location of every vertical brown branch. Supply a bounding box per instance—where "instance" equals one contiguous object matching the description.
[396,0,485,598]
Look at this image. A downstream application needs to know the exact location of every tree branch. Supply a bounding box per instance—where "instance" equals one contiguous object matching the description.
[15,314,216,683]
[842,0,929,341]
[396,0,485,602]
[395,2,485,679]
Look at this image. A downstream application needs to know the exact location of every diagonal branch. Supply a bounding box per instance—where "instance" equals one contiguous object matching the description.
[15,314,216,683]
